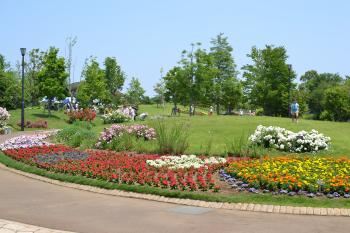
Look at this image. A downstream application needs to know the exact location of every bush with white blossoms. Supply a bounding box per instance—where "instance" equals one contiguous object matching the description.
[0,107,11,130]
[146,154,227,170]
[249,125,331,153]
[0,134,53,151]
[101,109,132,124]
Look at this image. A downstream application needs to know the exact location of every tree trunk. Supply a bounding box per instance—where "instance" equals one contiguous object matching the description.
[48,99,52,117]
[216,103,220,115]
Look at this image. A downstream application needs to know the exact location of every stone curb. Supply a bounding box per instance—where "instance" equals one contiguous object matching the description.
[0,218,74,233]
[0,163,349,217]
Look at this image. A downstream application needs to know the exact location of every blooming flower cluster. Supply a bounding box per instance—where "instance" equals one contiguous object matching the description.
[0,134,53,151]
[101,110,131,124]
[0,107,11,130]
[147,155,226,170]
[249,125,331,152]
[225,156,350,196]
[96,124,156,148]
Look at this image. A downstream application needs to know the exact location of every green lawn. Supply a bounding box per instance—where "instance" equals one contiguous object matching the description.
[8,104,350,156]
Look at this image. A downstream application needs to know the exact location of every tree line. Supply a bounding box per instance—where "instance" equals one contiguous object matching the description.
[156,33,350,121]
[0,47,146,115]
[1,34,349,121]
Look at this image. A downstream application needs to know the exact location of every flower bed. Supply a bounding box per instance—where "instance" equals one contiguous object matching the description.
[96,124,156,148]
[224,156,350,198]
[0,134,53,150]
[2,140,224,192]
[249,125,331,153]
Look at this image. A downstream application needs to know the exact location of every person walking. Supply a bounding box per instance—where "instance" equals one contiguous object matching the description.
[209,106,213,116]
[290,99,299,123]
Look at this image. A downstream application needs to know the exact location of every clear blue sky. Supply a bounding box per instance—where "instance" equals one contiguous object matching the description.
[2,0,349,96]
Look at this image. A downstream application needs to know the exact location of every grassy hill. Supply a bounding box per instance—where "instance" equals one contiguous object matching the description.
[7,104,350,156]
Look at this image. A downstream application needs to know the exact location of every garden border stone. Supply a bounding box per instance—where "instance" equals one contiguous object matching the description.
[0,162,349,217]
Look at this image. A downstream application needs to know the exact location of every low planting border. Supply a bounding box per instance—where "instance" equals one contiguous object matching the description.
[0,152,349,216]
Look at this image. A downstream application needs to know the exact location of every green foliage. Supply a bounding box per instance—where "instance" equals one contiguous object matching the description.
[126,77,145,105]
[155,120,190,154]
[77,57,110,107]
[242,45,296,116]
[321,86,350,121]
[37,47,69,115]
[25,49,44,106]
[0,54,21,109]
[210,33,240,113]
[300,70,345,120]
[55,122,97,148]
[104,57,125,101]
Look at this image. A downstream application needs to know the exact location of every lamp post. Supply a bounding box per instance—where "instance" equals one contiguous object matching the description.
[20,48,26,131]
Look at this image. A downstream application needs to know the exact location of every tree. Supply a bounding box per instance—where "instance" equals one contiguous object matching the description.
[221,77,242,114]
[37,47,69,116]
[0,54,21,109]
[153,78,166,108]
[104,57,125,100]
[126,77,145,105]
[163,66,189,108]
[209,33,238,114]
[25,49,44,106]
[321,86,350,121]
[77,57,109,107]
[242,45,296,116]
[300,70,343,118]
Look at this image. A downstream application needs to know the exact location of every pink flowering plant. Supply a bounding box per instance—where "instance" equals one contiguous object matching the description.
[96,124,156,150]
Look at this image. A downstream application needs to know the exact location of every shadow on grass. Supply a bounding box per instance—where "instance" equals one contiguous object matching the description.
[32,113,60,119]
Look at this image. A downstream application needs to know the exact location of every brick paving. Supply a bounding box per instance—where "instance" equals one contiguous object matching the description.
[0,219,73,233]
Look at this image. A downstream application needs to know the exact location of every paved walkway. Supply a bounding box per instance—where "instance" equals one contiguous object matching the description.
[1,168,350,233]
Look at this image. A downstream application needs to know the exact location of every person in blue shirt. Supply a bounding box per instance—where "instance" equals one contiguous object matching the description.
[290,99,299,123]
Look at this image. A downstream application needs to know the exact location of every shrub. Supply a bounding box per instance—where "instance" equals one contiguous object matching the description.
[95,124,156,150]
[101,110,131,124]
[17,119,48,129]
[249,125,331,153]
[55,124,97,148]
[66,108,96,123]
[155,120,190,155]
[0,107,10,130]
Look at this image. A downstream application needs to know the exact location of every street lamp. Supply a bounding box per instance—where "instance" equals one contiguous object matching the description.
[287,64,292,115]
[20,48,26,131]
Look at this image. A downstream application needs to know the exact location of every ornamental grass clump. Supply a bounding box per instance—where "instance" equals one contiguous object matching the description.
[155,120,190,155]
[249,125,331,153]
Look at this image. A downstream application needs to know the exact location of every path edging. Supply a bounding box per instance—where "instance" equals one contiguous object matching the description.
[1,163,349,217]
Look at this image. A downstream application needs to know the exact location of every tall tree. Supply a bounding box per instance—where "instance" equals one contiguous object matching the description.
[300,70,343,118]
[0,54,21,109]
[153,78,166,108]
[37,47,68,116]
[77,57,109,107]
[104,57,125,98]
[25,49,44,106]
[242,45,296,116]
[209,33,238,114]
[163,66,189,107]
[126,77,145,105]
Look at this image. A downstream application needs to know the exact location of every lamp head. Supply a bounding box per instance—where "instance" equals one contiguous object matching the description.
[20,48,26,56]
